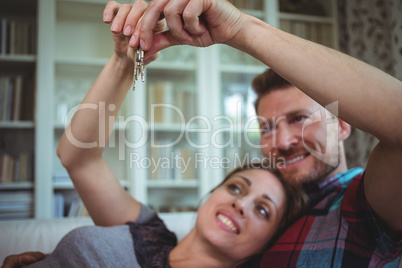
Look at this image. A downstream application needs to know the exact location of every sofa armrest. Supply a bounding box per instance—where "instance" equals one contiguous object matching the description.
[0,217,94,262]
[0,212,195,263]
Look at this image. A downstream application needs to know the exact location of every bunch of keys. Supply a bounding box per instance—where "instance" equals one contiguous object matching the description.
[133,46,145,91]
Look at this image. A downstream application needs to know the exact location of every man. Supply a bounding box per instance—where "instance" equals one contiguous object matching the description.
[249,69,399,266]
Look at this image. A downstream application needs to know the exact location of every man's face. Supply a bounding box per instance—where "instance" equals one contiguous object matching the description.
[257,86,341,184]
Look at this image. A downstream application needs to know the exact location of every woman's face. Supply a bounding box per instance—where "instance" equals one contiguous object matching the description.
[196,168,287,261]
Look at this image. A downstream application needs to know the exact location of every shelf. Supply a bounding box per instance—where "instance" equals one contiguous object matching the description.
[147,179,198,188]
[220,65,266,74]
[279,12,334,24]
[0,182,33,190]
[242,9,264,19]
[54,122,126,131]
[54,179,129,190]
[55,57,197,72]
[149,123,202,133]
[55,57,109,67]
[148,61,197,72]
[58,0,117,4]
[0,121,34,129]
[0,55,36,62]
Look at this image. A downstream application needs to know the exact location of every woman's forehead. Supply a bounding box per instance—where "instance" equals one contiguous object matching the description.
[230,169,282,190]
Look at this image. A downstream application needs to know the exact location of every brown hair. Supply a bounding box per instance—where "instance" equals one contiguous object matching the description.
[212,161,309,249]
[252,68,293,114]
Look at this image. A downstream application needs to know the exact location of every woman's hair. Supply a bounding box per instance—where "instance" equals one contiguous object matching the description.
[212,161,309,249]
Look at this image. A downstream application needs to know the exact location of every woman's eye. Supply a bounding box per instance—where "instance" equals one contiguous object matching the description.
[227,184,241,195]
[256,205,270,220]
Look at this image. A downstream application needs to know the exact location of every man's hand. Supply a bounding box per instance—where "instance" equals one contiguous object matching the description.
[1,252,48,268]
[133,0,245,57]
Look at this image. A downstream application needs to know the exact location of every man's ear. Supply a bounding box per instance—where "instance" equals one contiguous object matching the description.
[338,119,351,141]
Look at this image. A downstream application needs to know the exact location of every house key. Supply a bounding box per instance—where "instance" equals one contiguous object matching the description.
[133,46,145,90]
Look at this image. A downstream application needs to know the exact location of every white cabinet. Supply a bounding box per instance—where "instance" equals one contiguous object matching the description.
[0,0,339,218]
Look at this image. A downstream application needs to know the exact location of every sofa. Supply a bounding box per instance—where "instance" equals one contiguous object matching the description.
[0,212,195,264]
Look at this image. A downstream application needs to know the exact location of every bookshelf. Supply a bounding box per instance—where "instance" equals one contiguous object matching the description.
[0,0,37,219]
[0,0,339,219]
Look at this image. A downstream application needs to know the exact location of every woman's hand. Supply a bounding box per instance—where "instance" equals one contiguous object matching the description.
[103,0,166,65]
[131,0,245,57]
[1,252,48,268]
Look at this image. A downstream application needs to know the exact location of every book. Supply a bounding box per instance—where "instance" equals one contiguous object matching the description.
[53,193,65,218]
[8,20,15,55]
[5,78,14,121]
[320,24,333,47]
[292,21,307,39]
[0,154,14,183]
[0,76,10,121]
[12,75,23,121]
[20,73,35,121]
[18,152,32,182]
[0,17,7,55]
[309,23,320,44]
[175,147,196,180]
[280,19,292,33]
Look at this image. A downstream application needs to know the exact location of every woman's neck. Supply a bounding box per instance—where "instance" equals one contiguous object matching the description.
[169,229,242,268]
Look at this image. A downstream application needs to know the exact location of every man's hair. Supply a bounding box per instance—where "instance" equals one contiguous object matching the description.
[252,68,293,113]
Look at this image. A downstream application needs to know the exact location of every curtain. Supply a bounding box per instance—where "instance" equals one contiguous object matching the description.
[338,0,402,168]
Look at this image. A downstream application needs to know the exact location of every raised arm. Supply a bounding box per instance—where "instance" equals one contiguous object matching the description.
[57,1,161,226]
[135,0,402,237]
[235,17,402,238]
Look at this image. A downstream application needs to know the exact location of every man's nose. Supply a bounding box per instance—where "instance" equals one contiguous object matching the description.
[275,124,298,150]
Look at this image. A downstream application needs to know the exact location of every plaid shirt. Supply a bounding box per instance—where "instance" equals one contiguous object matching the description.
[258,168,402,267]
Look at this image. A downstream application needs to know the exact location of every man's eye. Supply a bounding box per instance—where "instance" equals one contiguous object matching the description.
[293,115,307,123]
[227,184,241,195]
[260,125,274,135]
[256,205,270,220]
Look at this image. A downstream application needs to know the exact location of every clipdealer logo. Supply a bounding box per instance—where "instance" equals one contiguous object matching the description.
[302,101,339,167]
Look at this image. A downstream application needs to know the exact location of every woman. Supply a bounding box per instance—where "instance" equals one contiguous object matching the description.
[6,163,306,268]
[1,2,308,267]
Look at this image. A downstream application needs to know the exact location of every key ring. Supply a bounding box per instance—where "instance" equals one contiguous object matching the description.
[133,46,145,91]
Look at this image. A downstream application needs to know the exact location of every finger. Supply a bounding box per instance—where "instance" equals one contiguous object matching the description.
[144,30,179,58]
[154,19,167,35]
[143,51,160,65]
[103,1,120,24]
[19,255,38,266]
[110,4,132,34]
[137,0,170,51]
[20,252,47,265]
[123,0,147,36]
[164,0,193,43]
[182,0,207,35]
[130,16,167,47]
[1,254,18,268]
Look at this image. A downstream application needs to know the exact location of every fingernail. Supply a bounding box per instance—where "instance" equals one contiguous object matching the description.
[103,14,111,22]
[124,25,132,36]
[111,23,119,32]
[129,35,137,47]
[140,39,146,50]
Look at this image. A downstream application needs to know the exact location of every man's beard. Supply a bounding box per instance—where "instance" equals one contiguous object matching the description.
[276,145,341,185]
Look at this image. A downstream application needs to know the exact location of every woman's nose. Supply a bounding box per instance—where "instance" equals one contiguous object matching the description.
[232,201,246,218]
